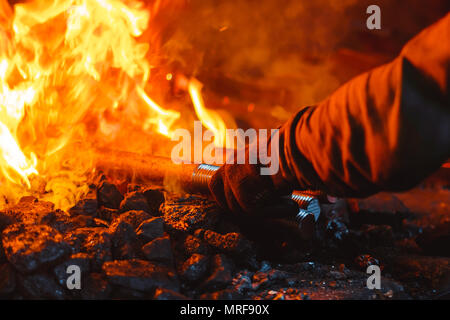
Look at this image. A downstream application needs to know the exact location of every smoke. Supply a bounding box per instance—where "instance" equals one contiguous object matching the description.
[157,0,449,115]
[160,0,359,109]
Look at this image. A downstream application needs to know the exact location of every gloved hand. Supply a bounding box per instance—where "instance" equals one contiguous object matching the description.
[207,126,337,217]
[208,157,298,217]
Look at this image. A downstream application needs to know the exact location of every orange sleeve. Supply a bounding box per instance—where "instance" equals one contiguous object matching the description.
[275,13,450,197]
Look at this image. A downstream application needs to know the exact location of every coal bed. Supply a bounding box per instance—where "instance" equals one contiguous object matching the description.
[0,173,448,300]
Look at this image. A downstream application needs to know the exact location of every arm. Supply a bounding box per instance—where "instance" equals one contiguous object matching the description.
[275,13,450,198]
[209,13,450,214]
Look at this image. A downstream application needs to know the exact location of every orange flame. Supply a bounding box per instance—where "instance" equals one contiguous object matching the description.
[0,0,230,209]
[136,85,180,138]
[0,121,37,188]
[188,78,229,148]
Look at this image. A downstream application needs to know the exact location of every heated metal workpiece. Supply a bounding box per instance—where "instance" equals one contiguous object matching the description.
[191,163,220,193]
[192,163,321,238]
[290,191,321,222]
[290,191,321,239]
[95,151,322,239]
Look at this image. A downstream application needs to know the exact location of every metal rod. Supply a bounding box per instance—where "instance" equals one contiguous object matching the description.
[191,163,321,236]
[95,149,321,237]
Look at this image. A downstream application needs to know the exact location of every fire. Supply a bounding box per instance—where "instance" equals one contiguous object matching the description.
[0,121,37,188]
[136,85,179,138]
[0,0,231,209]
[188,78,228,148]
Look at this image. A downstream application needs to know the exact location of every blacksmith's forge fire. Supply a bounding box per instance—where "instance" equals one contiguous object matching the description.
[0,0,229,210]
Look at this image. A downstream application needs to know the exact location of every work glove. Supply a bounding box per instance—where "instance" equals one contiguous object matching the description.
[208,134,297,218]
[208,163,293,216]
[207,124,337,218]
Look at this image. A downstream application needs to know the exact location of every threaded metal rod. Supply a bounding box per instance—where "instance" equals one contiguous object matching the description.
[191,164,220,193]
[290,191,321,222]
[191,163,321,224]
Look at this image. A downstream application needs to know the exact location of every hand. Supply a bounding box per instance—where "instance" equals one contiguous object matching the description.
[208,162,298,217]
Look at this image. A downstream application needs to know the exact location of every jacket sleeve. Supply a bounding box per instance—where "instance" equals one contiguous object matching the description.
[275,13,450,197]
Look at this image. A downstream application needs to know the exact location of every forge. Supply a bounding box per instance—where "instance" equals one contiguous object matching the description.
[0,0,449,301]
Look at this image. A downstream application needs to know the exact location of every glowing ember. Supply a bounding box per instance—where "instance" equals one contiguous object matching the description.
[0,0,230,209]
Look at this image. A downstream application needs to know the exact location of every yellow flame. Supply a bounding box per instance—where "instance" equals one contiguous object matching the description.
[188,78,228,147]
[0,122,37,188]
[0,0,183,208]
[0,0,231,208]
[136,86,180,138]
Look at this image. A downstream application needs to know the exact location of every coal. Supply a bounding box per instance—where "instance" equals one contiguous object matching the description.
[102,259,179,292]
[392,255,450,293]
[184,235,209,256]
[325,217,350,244]
[71,215,97,228]
[69,198,98,216]
[142,187,165,215]
[0,263,15,296]
[114,243,141,260]
[120,191,152,214]
[97,181,124,209]
[0,197,55,227]
[112,286,148,299]
[200,289,242,300]
[39,210,74,233]
[54,253,91,287]
[153,288,189,300]
[0,242,5,263]
[193,228,206,239]
[126,184,143,193]
[202,230,252,256]
[416,220,450,256]
[64,227,112,270]
[142,235,174,265]
[109,210,151,247]
[232,270,254,294]
[330,270,347,280]
[201,254,234,290]
[110,210,152,234]
[395,238,422,254]
[19,273,67,300]
[251,271,270,290]
[179,254,209,283]
[2,224,70,273]
[93,218,109,228]
[162,195,220,232]
[354,254,382,271]
[82,228,112,270]
[0,211,15,232]
[0,177,446,300]
[97,207,120,223]
[64,230,86,254]
[80,273,112,300]
[360,224,395,247]
[136,217,165,242]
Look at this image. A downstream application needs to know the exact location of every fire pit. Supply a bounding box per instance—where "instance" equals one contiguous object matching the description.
[0,0,448,302]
